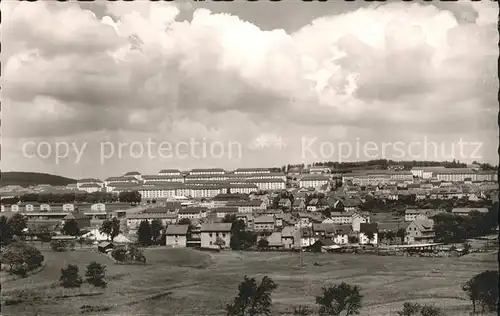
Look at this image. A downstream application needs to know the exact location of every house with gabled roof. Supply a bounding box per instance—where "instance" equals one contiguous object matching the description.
[254,215,275,233]
[292,199,305,211]
[200,223,232,249]
[405,219,435,245]
[351,212,369,232]
[166,225,189,247]
[312,223,335,238]
[451,207,489,216]
[281,226,300,249]
[266,232,284,249]
[404,209,445,222]
[333,225,350,244]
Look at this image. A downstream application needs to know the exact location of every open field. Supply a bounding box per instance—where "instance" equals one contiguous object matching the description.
[2,247,497,316]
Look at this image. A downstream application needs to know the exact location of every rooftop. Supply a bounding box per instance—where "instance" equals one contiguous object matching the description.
[166,225,189,235]
[201,223,232,232]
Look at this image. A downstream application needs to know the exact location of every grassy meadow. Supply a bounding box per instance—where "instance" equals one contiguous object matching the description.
[1,247,497,316]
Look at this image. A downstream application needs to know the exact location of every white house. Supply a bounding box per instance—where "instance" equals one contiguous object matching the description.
[200,223,232,249]
[79,183,102,193]
[62,203,75,212]
[158,169,182,176]
[91,203,106,211]
[165,225,189,247]
[351,213,369,232]
[333,225,351,244]
[178,207,208,220]
[214,207,239,218]
[299,175,329,189]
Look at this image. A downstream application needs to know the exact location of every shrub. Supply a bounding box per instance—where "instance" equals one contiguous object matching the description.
[60,264,82,288]
[10,264,28,278]
[50,240,68,252]
[85,262,107,288]
[111,247,127,262]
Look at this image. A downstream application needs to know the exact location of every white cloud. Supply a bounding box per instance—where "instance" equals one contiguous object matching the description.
[1,0,497,176]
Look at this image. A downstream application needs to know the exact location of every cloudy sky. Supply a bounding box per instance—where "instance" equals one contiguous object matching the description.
[1,0,498,179]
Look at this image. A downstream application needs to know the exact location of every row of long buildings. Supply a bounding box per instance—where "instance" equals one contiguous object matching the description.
[76,168,332,197]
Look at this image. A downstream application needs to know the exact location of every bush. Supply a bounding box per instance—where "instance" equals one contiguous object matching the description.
[85,262,107,288]
[10,264,27,278]
[50,240,68,252]
[1,242,44,277]
[111,247,127,262]
[60,264,82,288]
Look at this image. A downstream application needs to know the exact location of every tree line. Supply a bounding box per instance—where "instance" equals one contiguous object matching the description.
[226,270,498,316]
[0,191,141,205]
[360,195,492,214]
[309,159,471,170]
[432,205,498,243]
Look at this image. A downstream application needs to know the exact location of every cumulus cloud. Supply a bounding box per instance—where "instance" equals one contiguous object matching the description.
[1,1,497,176]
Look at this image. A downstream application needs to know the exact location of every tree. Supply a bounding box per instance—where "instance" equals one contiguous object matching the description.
[293,305,312,316]
[1,242,44,276]
[396,228,406,241]
[61,219,80,236]
[7,213,27,237]
[214,236,226,249]
[385,231,396,243]
[315,282,363,316]
[178,218,192,226]
[85,262,107,288]
[138,220,153,246]
[398,302,422,316]
[99,218,120,241]
[419,305,444,316]
[365,231,375,244]
[348,236,359,244]
[397,303,444,316]
[118,191,141,204]
[462,270,499,313]
[0,216,13,245]
[150,219,164,244]
[257,238,269,251]
[60,264,82,288]
[226,275,278,316]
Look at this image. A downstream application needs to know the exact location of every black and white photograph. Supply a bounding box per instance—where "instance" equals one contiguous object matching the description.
[0,0,498,315]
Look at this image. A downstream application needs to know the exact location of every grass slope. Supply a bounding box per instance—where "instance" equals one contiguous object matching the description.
[2,247,496,316]
[0,172,76,187]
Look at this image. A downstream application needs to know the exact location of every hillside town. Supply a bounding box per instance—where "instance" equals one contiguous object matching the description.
[1,163,498,255]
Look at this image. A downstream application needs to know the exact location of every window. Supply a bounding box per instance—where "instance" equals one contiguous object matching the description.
[209,233,213,237]
[222,233,226,238]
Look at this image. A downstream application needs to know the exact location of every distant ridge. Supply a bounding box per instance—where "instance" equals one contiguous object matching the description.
[0,171,77,187]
